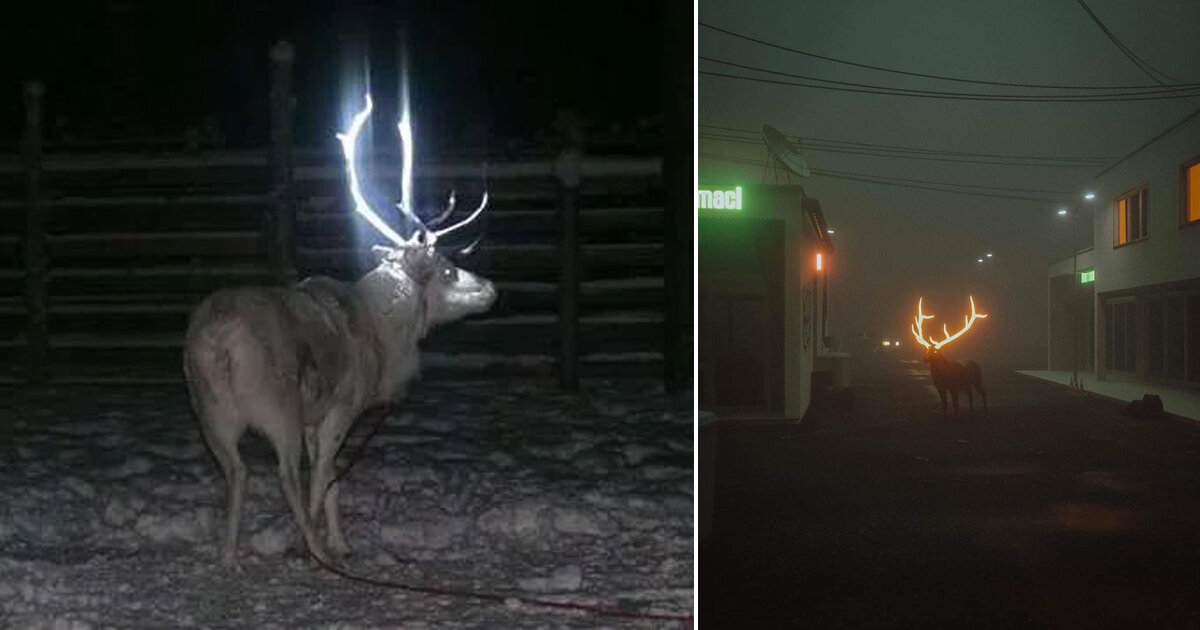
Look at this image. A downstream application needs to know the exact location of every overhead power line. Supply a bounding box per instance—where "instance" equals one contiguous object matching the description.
[697,126,1114,164]
[698,133,1110,168]
[700,69,1200,103]
[699,151,1072,203]
[699,22,1200,90]
[1073,0,1200,110]
[815,165,1072,195]
[700,57,1200,102]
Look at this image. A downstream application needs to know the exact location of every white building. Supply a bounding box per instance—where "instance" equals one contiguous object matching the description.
[1048,109,1200,388]
[697,184,834,420]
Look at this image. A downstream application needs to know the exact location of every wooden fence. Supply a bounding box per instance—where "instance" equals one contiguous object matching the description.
[1,44,690,386]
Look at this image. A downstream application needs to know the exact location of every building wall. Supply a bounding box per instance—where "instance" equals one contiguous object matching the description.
[1048,273,1094,371]
[697,184,825,420]
[783,189,814,419]
[697,215,785,414]
[1087,111,1200,386]
[1046,249,1094,370]
[1091,113,1200,296]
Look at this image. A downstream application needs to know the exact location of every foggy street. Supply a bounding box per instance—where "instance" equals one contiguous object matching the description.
[701,354,1200,628]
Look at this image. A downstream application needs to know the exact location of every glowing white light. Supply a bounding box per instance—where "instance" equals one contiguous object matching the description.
[338,91,489,251]
[1084,192,1095,200]
[986,253,993,258]
[882,341,890,346]
[827,229,835,234]
[336,94,410,247]
[433,187,489,240]
[1057,208,1068,216]
[427,190,457,228]
[977,258,984,263]
[397,113,416,233]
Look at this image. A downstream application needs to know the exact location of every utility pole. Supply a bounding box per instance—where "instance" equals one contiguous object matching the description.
[1070,204,1080,390]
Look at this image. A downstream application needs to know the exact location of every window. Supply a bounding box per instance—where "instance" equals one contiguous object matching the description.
[1114,187,1148,246]
[1190,295,1200,384]
[1146,296,1190,382]
[1104,300,1136,373]
[1147,299,1163,378]
[1167,296,1186,380]
[1182,156,1200,226]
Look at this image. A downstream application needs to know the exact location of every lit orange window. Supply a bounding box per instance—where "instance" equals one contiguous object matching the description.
[1115,187,1147,246]
[1117,198,1127,244]
[1184,160,1200,225]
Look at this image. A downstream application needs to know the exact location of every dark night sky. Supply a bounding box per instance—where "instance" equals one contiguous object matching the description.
[700,0,1200,367]
[6,1,666,150]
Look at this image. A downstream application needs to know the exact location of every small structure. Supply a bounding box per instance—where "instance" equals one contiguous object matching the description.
[697,184,834,420]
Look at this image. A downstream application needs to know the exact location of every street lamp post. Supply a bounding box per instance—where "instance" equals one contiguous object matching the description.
[1064,193,1095,392]
[1070,203,1080,390]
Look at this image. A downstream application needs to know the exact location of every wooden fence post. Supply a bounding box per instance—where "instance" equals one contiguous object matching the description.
[268,41,296,285]
[23,81,47,384]
[553,111,583,391]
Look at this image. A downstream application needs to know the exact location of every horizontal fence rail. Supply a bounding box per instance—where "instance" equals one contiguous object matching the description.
[4,53,688,387]
[0,152,666,383]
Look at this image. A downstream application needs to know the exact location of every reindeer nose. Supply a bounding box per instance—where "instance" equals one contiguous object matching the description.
[478,279,497,306]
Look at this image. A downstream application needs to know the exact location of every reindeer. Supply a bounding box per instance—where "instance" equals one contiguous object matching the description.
[183,95,496,566]
[910,296,988,422]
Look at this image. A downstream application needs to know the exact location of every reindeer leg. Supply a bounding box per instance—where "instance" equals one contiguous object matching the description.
[198,411,247,567]
[257,406,333,566]
[308,408,356,558]
[939,389,949,421]
[951,391,960,420]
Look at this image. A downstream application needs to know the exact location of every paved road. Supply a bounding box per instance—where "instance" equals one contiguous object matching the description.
[700,356,1200,629]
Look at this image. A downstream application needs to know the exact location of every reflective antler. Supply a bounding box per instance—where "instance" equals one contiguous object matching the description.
[337,93,490,250]
[911,298,934,349]
[931,296,987,348]
[336,94,414,247]
[394,111,431,243]
[431,163,489,244]
[394,110,487,247]
[426,190,457,228]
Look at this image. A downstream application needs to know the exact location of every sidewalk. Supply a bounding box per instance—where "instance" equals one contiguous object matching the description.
[1016,369,1200,423]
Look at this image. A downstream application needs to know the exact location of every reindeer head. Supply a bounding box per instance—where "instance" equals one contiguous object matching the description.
[910,296,988,363]
[368,244,495,328]
[339,94,496,332]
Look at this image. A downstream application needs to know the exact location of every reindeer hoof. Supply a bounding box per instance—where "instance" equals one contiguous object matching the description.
[219,553,245,573]
[329,539,352,559]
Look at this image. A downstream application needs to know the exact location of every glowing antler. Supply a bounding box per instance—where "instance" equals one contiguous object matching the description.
[336,94,414,247]
[392,87,486,247]
[911,297,934,349]
[429,163,489,247]
[394,110,432,243]
[930,296,988,349]
[394,113,488,247]
[337,92,490,251]
[426,190,457,228]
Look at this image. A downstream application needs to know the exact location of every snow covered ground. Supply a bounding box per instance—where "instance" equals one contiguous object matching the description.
[0,378,694,628]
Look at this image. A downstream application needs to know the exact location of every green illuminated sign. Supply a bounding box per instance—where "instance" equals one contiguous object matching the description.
[697,186,742,210]
[1080,269,1094,284]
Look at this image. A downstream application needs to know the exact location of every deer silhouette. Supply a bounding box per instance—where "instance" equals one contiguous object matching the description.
[910,296,988,421]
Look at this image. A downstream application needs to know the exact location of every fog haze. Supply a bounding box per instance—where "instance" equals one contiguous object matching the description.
[699,0,1200,367]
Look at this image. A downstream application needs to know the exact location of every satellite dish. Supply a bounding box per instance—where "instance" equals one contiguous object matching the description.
[761,124,811,181]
